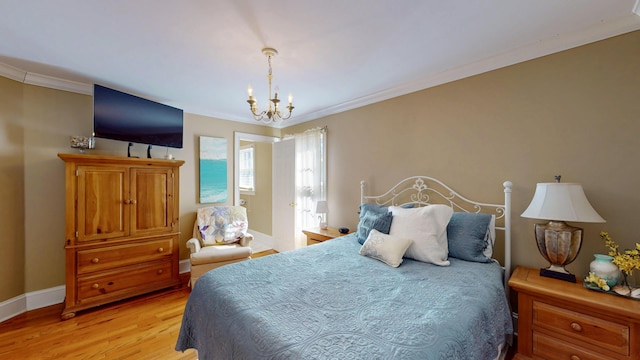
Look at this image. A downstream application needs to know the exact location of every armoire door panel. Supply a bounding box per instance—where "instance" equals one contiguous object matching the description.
[76,165,128,242]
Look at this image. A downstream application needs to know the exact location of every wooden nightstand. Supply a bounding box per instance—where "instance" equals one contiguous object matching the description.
[508,266,640,360]
[302,227,349,246]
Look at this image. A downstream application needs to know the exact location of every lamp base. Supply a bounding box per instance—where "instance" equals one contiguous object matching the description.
[540,268,577,283]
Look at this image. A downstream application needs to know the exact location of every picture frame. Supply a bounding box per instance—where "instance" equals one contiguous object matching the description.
[199,136,228,203]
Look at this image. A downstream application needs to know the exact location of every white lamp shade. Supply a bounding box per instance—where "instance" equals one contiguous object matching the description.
[315,200,328,214]
[521,183,605,223]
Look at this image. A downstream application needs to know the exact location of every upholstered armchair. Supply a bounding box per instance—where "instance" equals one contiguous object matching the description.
[186,206,253,286]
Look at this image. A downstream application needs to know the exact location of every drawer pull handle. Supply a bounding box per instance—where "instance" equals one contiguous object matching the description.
[157,269,164,274]
[570,355,581,360]
[91,257,99,264]
[157,247,164,253]
[91,283,99,289]
[570,322,583,332]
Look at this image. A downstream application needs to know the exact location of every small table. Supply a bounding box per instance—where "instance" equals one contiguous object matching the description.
[302,227,349,246]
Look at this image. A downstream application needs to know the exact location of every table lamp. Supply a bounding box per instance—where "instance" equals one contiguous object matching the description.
[315,200,328,230]
[521,176,605,282]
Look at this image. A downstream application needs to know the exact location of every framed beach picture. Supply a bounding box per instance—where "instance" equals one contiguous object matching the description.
[199,136,228,203]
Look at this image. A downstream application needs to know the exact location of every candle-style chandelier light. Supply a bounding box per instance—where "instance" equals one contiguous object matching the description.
[247,47,294,124]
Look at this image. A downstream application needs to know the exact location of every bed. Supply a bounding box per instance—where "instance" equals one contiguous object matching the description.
[176,176,514,359]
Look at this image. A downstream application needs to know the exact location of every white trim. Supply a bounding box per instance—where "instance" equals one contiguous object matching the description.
[23,72,92,95]
[0,62,93,95]
[0,285,65,323]
[0,62,27,82]
[285,14,640,127]
[26,285,65,311]
[0,294,26,323]
[179,258,191,274]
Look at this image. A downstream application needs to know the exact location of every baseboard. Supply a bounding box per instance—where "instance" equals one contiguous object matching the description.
[180,259,190,274]
[1,262,192,323]
[0,285,65,323]
[26,285,65,311]
[0,294,26,323]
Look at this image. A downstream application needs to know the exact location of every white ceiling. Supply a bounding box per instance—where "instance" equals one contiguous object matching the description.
[1,1,639,128]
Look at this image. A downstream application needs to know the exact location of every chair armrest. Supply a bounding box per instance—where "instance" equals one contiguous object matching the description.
[186,238,201,254]
[238,233,253,247]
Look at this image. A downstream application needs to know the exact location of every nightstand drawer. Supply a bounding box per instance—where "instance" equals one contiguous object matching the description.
[533,332,616,360]
[533,301,629,355]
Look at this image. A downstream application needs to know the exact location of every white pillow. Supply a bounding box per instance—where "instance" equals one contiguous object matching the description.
[359,229,413,268]
[389,205,454,266]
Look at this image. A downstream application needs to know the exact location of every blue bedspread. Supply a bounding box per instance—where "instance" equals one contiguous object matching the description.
[176,234,513,359]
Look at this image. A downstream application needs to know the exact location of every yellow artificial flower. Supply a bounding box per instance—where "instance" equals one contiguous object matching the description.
[584,272,610,291]
[600,231,640,278]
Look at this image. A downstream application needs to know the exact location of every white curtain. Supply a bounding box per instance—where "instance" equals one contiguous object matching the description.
[294,127,327,244]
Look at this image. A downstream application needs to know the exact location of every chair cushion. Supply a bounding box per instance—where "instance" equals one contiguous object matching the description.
[190,244,252,265]
[197,206,249,246]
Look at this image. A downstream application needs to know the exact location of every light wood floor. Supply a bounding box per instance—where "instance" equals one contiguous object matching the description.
[0,249,277,360]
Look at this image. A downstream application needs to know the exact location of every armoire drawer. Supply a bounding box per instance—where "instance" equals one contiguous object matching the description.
[77,238,173,274]
[77,261,173,302]
[533,301,629,356]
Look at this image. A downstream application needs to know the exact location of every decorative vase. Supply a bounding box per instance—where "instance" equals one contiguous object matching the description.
[590,254,620,287]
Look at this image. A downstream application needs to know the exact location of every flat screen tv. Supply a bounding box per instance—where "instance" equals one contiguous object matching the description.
[93,84,184,149]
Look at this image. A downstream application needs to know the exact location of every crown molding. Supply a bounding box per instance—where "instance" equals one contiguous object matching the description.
[0,62,92,95]
[24,72,92,95]
[289,13,640,126]
[2,11,639,125]
[0,62,27,82]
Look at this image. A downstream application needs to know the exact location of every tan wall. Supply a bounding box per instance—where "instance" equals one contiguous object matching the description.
[240,140,273,235]
[0,76,26,300]
[0,78,276,301]
[284,30,640,281]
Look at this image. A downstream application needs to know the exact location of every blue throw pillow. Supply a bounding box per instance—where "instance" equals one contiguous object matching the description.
[356,211,393,245]
[359,203,389,216]
[447,212,492,263]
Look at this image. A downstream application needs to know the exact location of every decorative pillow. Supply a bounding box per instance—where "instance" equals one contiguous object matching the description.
[359,203,414,216]
[389,205,453,266]
[447,212,493,263]
[356,211,393,245]
[359,229,413,267]
[197,206,249,246]
[359,203,390,217]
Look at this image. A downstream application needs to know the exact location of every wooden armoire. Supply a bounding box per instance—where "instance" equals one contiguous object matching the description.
[58,153,184,319]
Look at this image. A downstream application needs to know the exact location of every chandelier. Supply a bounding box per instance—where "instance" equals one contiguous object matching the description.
[247,47,294,124]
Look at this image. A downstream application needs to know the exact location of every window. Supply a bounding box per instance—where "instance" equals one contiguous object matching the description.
[239,145,255,194]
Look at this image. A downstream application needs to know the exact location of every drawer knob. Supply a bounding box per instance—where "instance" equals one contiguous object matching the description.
[157,247,164,253]
[570,355,581,360]
[157,269,164,274]
[91,257,99,264]
[91,283,99,289]
[570,322,583,332]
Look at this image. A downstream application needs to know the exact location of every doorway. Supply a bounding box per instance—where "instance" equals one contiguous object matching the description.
[233,132,279,249]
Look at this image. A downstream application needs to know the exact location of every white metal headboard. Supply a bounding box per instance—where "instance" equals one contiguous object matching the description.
[360,176,512,290]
